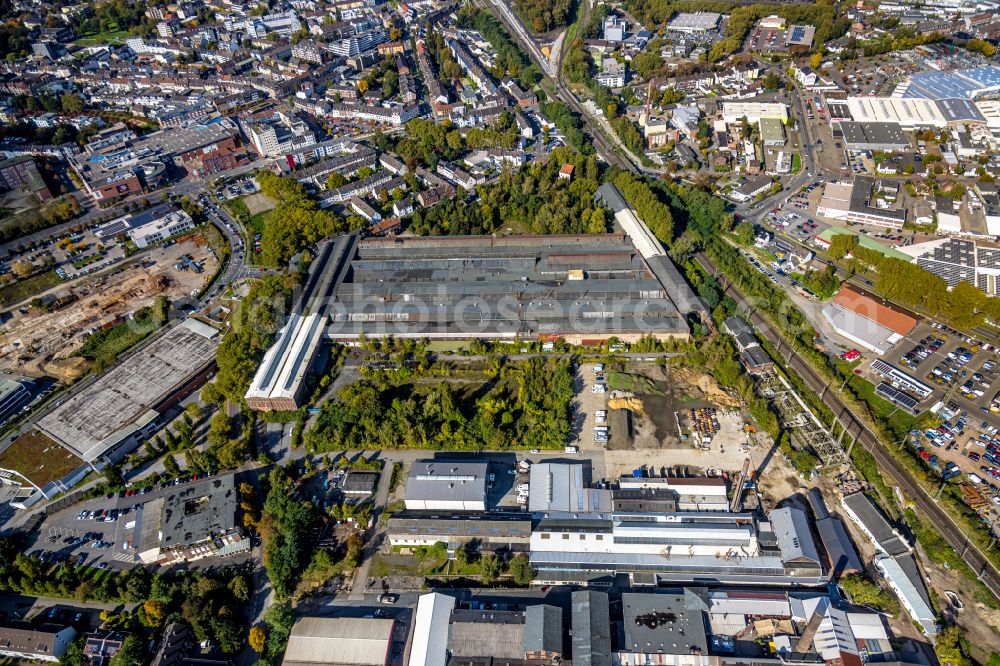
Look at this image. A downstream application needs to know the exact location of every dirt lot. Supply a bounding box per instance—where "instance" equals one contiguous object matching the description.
[242,192,275,215]
[583,361,776,480]
[0,236,218,378]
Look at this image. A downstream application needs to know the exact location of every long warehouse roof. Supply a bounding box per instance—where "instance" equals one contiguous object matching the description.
[245,312,326,402]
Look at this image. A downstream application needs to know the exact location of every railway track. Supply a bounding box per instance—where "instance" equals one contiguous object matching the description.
[470,0,640,173]
[696,251,1000,601]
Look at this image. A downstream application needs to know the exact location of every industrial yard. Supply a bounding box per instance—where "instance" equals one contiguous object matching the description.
[0,236,219,379]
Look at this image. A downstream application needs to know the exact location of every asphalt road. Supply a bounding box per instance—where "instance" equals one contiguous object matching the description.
[696,250,1000,602]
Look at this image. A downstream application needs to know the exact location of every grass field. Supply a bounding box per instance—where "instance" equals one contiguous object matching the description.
[0,270,61,308]
[74,29,130,45]
[249,212,267,234]
[72,254,102,269]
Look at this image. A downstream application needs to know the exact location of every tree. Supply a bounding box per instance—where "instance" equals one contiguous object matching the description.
[109,636,144,666]
[344,533,363,568]
[479,552,501,584]
[163,454,181,477]
[839,575,899,614]
[455,541,469,567]
[61,92,84,114]
[143,599,167,626]
[249,626,268,653]
[200,382,223,406]
[326,173,346,190]
[357,79,369,94]
[207,411,232,448]
[935,625,970,666]
[185,403,203,422]
[827,233,859,260]
[508,553,535,586]
[733,221,755,246]
[229,575,250,602]
[809,52,823,69]
[11,259,32,278]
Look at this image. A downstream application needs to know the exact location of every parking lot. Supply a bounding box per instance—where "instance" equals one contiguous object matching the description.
[876,320,1000,416]
[25,474,223,570]
[572,363,609,451]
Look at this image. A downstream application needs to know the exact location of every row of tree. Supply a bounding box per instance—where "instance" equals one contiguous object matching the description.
[213,274,296,402]
[848,245,1000,330]
[539,100,594,155]
[260,467,315,600]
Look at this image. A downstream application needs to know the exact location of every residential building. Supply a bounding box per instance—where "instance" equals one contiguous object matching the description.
[596,58,625,88]
[731,175,773,202]
[0,624,76,662]
[83,631,126,666]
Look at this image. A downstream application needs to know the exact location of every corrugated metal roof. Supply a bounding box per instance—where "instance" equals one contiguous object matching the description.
[770,507,821,564]
[405,461,488,503]
[283,617,392,666]
[815,516,863,575]
[449,610,524,658]
[523,605,562,655]
[571,591,611,666]
[410,594,455,666]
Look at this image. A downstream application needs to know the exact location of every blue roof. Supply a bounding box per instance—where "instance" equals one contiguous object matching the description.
[903,65,1000,100]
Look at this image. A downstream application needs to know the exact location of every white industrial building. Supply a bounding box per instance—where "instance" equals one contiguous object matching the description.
[617,475,729,510]
[281,617,393,666]
[530,512,761,558]
[409,593,455,666]
[846,97,946,129]
[721,102,788,125]
[667,12,722,32]
[404,460,488,511]
[245,313,326,411]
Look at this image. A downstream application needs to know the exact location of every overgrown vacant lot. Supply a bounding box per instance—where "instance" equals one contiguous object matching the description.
[305,357,574,451]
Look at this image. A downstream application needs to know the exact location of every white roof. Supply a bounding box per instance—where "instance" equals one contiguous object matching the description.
[245,312,326,402]
[405,460,487,503]
[409,593,456,666]
[847,612,889,640]
[875,553,938,634]
[282,617,392,666]
[846,97,946,128]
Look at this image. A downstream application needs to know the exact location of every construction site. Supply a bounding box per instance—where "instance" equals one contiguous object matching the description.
[0,235,219,380]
